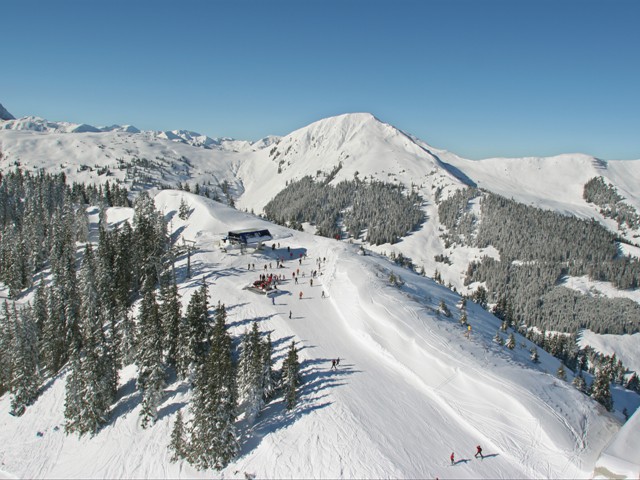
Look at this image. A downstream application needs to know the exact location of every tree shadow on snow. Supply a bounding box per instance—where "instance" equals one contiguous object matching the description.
[105,377,142,427]
[271,343,316,364]
[235,356,359,458]
[156,401,188,422]
[228,313,276,330]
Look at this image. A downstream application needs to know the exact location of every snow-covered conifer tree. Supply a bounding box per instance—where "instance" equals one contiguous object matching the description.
[506,333,516,350]
[572,370,587,393]
[64,245,116,435]
[262,332,275,401]
[281,340,301,411]
[189,301,237,470]
[169,409,188,462]
[556,363,567,381]
[136,275,166,428]
[159,274,181,368]
[178,283,209,378]
[591,367,613,411]
[238,322,265,423]
[0,301,14,397]
[530,347,540,363]
[10,305,41,415]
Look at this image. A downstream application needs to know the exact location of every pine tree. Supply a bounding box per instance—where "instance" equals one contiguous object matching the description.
[238,322,265,423]
[169,410,188,462]
[572,370,587,393]
[591,367,614,411]
[0,301,14,397]
[64,350,84,433]
[506,333,516,350]
[158,274,181,368]
[281,340,301,411]
[556,363,567,381]
[63,245,116,435]
[136,275,166,428]
[493,331,504,345]
[188,301,238,470]
[438,300,451,317]
[178,197,190,220]
[178,282,209,378]
[132,191,168,291]
[10,305,41,415]
[530,347,540,363]
[262,332,275,401]
[626,372,639,393]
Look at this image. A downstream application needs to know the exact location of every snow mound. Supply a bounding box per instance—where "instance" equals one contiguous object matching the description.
[594,407,640,479]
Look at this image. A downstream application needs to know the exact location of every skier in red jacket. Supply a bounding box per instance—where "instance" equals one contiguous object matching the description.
[475,445,483,459]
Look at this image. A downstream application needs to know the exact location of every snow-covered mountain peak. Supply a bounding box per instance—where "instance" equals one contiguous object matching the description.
[235,112,468,213]
[0,102,15,121]
[262,112,453,179]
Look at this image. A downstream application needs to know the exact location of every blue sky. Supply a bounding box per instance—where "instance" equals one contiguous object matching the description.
[1,0,638,159]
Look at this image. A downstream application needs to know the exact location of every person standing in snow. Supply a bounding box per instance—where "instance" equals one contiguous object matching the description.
[299,291,303,300]
[289,310,292,319]
[331,359,337,370]
[450,452,455,465]
[475,445,483,459]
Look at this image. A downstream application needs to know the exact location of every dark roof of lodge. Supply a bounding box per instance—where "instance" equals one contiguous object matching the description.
[226,228,273,244]
[228,228,271,235]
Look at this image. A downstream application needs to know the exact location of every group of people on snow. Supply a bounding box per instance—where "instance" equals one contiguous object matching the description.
[450,445,483,465]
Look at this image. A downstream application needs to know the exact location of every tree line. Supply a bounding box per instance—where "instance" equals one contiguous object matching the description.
[437,187,640,336]
[0,168,302,470]
[264,176,424,245]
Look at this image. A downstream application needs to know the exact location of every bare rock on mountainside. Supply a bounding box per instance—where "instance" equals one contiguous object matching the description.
[0,103,15,121]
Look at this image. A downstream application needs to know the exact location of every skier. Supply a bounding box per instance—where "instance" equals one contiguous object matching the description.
[331,359,337,370]
[450,452,455,465]
[321,290,326,298]
[475,445,483,459]
[289,310,292,319]
[299,291,303,300]
[310,278,313,287]
[336,357,340,367]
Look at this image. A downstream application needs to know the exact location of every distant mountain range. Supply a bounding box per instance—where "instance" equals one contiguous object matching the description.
[1,106,639,298]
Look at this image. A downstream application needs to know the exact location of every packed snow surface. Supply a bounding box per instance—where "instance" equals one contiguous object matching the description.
[0,191,632,479]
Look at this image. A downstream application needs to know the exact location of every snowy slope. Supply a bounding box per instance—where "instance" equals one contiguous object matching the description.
[0,128,242,198]
[434,148,640,239]
[0,191,633,479]
[579,330,640,375]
